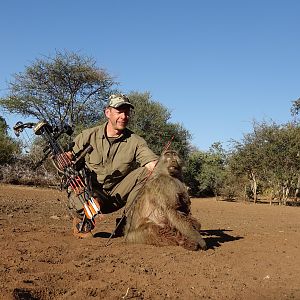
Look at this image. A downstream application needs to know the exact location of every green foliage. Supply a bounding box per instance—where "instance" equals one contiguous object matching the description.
[184,151,205,196]
[228,120,300,202]
[127,92,192,159]
[0,116,9,134]
[291,97,300,117]
[0,116,21,164]
[0,50,117,129]
[201,143,227,196]
[184,143,227,197]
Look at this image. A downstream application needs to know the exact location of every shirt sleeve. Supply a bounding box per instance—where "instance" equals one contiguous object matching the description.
[72,131,88,154]
[135,137,158,166]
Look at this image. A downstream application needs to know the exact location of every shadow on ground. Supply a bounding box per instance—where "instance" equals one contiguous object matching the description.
[201,229,243,249]
[93,231,114,238]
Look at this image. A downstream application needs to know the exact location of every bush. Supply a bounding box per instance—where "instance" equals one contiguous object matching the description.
[0,158,59,187]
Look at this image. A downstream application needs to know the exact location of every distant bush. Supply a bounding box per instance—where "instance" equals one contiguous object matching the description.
[0,116,21,165]
[0,158,59,187]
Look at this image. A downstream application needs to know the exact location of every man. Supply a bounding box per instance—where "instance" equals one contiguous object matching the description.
[69,94,158,237]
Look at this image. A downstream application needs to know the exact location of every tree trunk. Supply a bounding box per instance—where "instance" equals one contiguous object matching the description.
[269,188,274,205]
[294,175,300,201]
[251,171,258,204]
[244,184,248,202]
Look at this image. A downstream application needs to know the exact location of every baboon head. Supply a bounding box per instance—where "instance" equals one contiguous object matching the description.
[157,150,182,179]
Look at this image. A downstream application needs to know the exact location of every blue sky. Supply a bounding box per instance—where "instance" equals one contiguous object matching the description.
[1,0,299,151]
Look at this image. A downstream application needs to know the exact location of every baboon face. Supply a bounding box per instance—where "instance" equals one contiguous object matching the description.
[163,150,182,178]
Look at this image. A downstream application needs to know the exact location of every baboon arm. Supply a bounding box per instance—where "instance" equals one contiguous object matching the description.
[166,210,207,250]
[151,177,190,210]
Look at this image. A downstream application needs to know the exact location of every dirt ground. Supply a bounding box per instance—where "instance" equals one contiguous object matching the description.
[0,184,299,300]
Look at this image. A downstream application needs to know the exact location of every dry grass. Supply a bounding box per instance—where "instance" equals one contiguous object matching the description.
[0,159,59,187]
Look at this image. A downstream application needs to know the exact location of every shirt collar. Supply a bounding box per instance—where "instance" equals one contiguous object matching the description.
[100,122,128,142]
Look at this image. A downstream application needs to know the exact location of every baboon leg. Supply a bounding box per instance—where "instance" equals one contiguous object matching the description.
[177,234,201,251]
[166,210,207,250]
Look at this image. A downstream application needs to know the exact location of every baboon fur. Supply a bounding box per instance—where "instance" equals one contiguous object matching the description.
[124,150,207,251]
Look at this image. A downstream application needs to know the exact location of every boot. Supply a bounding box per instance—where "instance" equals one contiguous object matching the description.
[72,217,94,239]
[113,216,126,237]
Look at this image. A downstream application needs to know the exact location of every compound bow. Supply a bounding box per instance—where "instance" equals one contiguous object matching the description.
[13,120,103,235]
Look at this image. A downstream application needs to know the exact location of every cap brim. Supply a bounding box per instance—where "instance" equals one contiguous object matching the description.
[112,102,134,109]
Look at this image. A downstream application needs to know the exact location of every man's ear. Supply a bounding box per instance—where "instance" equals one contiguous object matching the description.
[104,107,110,118]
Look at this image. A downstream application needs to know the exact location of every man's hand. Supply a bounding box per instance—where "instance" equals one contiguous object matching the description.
[65,151,74,160]
[145,160,158,172]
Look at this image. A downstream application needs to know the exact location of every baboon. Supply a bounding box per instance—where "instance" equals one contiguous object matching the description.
[124,150,207,251]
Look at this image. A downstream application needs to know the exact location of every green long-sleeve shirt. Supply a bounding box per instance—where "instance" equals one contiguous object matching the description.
[73,122,158,190]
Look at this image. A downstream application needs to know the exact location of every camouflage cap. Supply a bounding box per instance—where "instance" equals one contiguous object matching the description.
[108,94,134,109]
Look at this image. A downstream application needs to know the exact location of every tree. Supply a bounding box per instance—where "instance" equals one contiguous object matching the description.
[126,92,192,159]
[0,116,8,134]
[184,151,205,196]
[229,121,300,204]
[0,51,117,129]
[229,130,263,203]
[291,98,300,117]
[184,143,227,197]
[0,116,21,164]
[203,143,227,197]
[261,122,300,204]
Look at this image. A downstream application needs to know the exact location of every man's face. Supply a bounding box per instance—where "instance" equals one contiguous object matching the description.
[105,105,131,131]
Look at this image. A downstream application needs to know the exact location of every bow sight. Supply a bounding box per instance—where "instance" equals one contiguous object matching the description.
[13,120,102,236]
[14,121,74,169]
